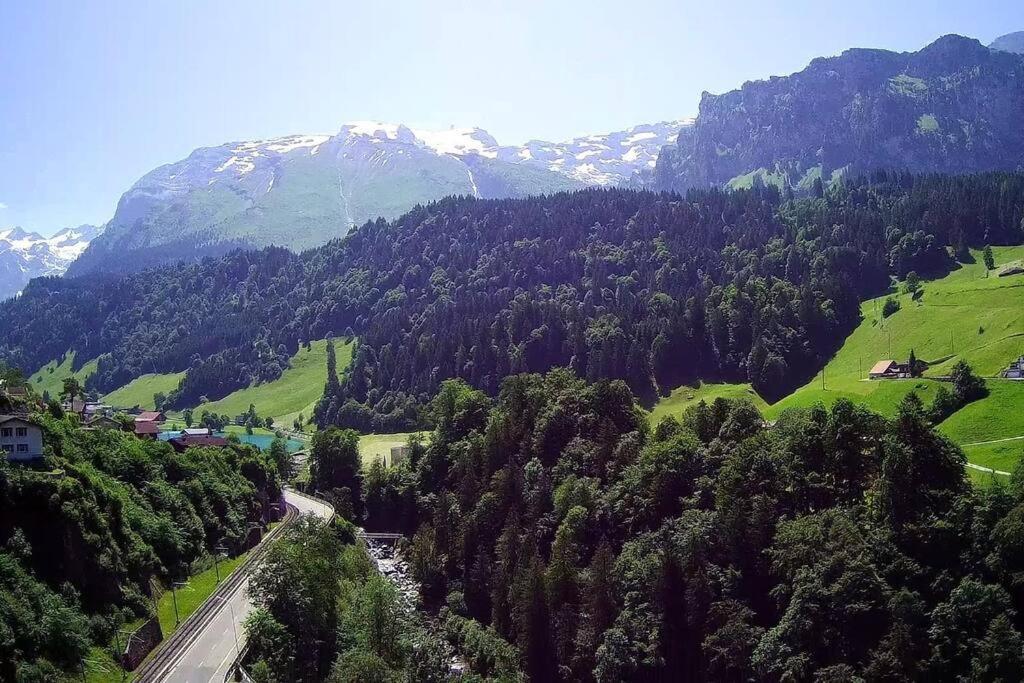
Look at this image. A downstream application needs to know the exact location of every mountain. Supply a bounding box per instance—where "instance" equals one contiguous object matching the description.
[4,173,1022,431]
[68,121,685,277]
[990,31,1024,54]
[655,34,1024,192]
[0,224,101,299]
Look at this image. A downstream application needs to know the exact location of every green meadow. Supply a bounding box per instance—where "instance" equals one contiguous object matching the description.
[103,371,186,409]
[650,247,1024,479]
[27,351,98,399]
[190,339,353,425]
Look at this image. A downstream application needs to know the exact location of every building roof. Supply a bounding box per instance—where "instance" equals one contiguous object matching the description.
[869,360,897,375]
[135,411,165,423]
[0,414,37,427]
[134,421,160,435]
[169,435,231,451]
[183,428,211,436]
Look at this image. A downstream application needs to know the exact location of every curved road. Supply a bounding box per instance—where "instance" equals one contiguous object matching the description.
[152,488,333,683]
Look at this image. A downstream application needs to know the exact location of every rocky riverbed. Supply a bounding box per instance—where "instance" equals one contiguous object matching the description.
[363,538,468,675]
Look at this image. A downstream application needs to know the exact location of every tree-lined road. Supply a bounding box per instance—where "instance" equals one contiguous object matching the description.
[146,488,333,683]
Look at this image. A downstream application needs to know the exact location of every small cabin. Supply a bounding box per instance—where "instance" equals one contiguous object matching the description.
[134,411,166,424]
[389,445,411,467]
[869,360,910,380]
[1004,357,1024,380]
[0,415,43,461]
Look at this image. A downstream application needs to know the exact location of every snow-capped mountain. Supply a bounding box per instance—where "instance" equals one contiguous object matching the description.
[507,119,694,186]
[0,225,102,299]
[69,120,690,276]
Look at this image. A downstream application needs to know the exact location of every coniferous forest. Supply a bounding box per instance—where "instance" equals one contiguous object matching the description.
[0,173,1021,432]
[248,371,1024,682]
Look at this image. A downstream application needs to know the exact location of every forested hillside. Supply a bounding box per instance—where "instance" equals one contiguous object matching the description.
[299,372,1024,681]
[0,410,283,680]
[0,174,1022,431]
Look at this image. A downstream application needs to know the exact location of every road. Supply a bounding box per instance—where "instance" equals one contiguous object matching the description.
[152,488,333,683]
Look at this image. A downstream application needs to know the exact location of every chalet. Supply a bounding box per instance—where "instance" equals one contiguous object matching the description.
[1003,356,1024,380]
[869,360,911,380]
[389,445,411,467]
[134,411,166,424]
[134,420,160,440]
[168,435,230,453]
[85,415,126,431]
[0,415,43,461]
[62,397,87,416]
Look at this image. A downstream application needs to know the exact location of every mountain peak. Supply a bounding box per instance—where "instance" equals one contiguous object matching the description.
[990,31,1024,54]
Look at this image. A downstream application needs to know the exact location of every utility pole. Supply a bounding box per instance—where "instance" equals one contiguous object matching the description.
[821,368,826,390]
[171,581,187,626]
[214,545,228,583]
[888,329,892,359]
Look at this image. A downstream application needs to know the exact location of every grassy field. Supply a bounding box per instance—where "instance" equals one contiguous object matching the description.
[648,382,768,425]
[103,371,186,409]
[27,351,98,399]
[189,339,353,425]
[359,432,428,467]
[768,246,1024,420]
[936,380,1024,445]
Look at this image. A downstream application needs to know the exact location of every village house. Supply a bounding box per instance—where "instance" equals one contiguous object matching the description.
[134,411,166,424]
[134,420,160,440]
[0,415,43,461]
[85,415,126,431]
[1003,356,1024,379]
[168,434,230,452]
[869,360,911,380]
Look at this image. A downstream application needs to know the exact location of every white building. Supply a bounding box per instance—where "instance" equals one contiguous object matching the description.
[0,415,43,461]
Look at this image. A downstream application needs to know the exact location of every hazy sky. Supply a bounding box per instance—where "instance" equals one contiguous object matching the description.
[1,0,1021,235]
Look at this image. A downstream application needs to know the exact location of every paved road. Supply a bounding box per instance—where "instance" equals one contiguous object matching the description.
[155,489,333,683]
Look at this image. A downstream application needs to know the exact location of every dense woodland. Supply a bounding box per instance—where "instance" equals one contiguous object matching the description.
[0,404,284,680]
[294,371,1024,682]
[0,174,1022,430]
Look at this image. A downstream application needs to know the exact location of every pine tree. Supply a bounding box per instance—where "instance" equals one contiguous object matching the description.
[983,244,995,270]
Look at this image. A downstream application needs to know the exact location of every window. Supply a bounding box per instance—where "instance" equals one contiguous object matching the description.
[1,445,12,453]
[15,427,27,437]
[16,444,27,453]
[0,428,10,438]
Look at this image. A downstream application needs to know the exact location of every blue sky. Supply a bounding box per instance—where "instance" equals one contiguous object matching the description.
[1,0,1021,235]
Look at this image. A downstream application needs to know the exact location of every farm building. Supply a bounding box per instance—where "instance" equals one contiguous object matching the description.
[1003,357,1024,379]
[869,360,910,380]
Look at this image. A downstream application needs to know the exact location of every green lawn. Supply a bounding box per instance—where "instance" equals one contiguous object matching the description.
[27,351,98,400]
[358,432,428,467]
[648,382,767,426]
[768,246,1024,421]
[189,339,353,425]
[103,371,186,410]
[937,381,1024,445]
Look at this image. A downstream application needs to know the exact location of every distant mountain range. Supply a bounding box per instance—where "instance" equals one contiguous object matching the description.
[990,31,1024,54]
[655,34,1024,192]
[0,225,101,299]
[67,120,688,277]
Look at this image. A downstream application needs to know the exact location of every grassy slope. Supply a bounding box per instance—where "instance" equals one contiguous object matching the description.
[768,246,1024,421]
[103,371,186,409]
[647,382,768,425]
[192,339,353,424]
[648,247,1024,479]
[28,351,98,399]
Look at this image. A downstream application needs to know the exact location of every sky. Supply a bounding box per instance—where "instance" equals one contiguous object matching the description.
[1,0,1021,236]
